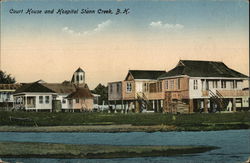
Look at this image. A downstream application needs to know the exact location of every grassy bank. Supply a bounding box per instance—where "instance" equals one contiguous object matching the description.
[0,111,249,131]
[0,142,218,159]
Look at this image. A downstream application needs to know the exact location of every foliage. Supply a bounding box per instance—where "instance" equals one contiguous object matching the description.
[91,83,108,105]
[0,70,16,84]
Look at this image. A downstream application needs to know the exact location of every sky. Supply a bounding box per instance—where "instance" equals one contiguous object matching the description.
[1,0,249,89]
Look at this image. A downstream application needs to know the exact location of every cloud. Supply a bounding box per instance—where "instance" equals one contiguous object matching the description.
[149,21,184,30]
[62,27,80,35]
[93,20,112,32]
[62,20,112,36]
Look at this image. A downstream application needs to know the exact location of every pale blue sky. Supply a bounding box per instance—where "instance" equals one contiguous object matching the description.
[2,0,249,37]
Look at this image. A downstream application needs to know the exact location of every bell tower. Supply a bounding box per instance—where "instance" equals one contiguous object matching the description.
[71,67,85,85]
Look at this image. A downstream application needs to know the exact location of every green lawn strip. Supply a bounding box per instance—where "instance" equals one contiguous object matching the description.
[0,142,218,159]
[0,111,249,131]
[0,125,176,132]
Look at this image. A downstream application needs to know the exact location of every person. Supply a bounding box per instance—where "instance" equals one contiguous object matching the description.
[199,107,203,113]
[213,103,217,113]
[227,100,232,112]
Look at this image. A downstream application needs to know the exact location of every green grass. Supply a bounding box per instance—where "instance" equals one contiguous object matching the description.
[0,111,249,131]
[0,142,218,159]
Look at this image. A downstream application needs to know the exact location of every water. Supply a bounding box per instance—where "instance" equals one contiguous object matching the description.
[0,130,249,163]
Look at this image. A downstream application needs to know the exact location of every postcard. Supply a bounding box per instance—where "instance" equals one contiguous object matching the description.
[0,0,249,163]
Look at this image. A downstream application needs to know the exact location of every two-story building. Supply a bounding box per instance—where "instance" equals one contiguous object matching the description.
[158,60,249,113]
[108,70,166,113]
[108,60,249,113]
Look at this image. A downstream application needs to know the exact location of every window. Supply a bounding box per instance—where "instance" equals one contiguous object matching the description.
[76,75,79,81]
[193,80,198,90]
[62,98,66,104]
[170,80,174,89]
[165,80,168,89]
[110,84,113,93]
[80,75,83,80]
[45,96,50,104]
[158,82,162,91]
[39,96,43,104]
[206,81,209,90]
[75,98,79,103]
[230,81,234,89]
[221,81,226,88]
[126,83,132,92]
[177,78,181,90]
[212,81,218,88]
[231,81,238,89]
[116,83,120,93]
[143,83,149,92]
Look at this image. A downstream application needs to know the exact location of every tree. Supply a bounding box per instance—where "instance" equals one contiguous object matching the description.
[0,70,16,84]
[91,83,108,105]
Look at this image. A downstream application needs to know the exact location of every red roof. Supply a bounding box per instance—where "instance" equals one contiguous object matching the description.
[66,87,93,99]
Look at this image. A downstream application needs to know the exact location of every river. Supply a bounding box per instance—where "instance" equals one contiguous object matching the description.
[0,129,249,163]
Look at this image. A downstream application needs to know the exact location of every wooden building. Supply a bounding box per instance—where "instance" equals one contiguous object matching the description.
[67,87,94,112]
[108,60,249,113]
[108,70,166,113]
[13,68,94,112]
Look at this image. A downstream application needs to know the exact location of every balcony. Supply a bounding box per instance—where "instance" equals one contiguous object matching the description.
[169,91,189,99]
[146,92,164,100]
[202,91,209,97]
[217,90,249,97]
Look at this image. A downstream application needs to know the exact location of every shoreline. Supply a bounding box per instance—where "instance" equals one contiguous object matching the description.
[0,123,249,133]
[0,142,218,159]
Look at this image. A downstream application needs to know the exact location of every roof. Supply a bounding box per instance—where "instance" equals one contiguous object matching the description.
[75,67,84,73]
[159,60,248,79]
[66,87,93,99]
[41,83,76,94]
[0,84,22,90]
[126,70,166,80]
[42,83,88,94]
[14,82,55,94]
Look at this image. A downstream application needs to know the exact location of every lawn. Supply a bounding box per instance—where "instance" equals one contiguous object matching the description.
[0,142,218,159]
[0,111,249,131]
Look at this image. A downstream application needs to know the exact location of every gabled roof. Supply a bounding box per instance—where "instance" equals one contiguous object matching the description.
[126,70,166,80]
[66,87,93,99]
[159,60,248,79]
[75,67,84,73]
[14,82,55,94]
[41,83,76,94]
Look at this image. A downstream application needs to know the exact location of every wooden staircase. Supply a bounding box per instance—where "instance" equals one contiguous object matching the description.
[209,90,228,111]
[137,93,152,112]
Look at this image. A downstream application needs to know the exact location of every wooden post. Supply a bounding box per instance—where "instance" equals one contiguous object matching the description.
[126,101,129,113]
[156,100,159,113]
[135,100,140,113]
[204,99,208,113]
[133,101,136,112]
[232,98,236,112]
[25,96,27,111]
[121,100,124,113]
[189,99,194,113]
[152,100,155,112]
